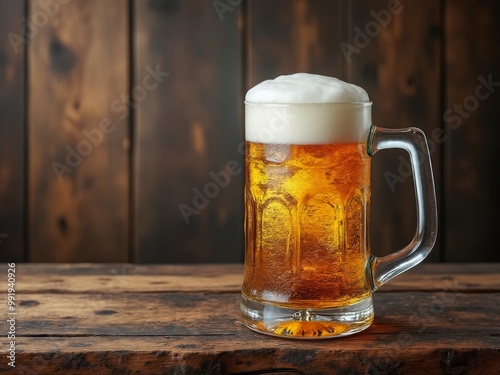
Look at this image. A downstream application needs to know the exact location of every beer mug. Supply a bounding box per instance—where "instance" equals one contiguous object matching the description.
[240,73,438,338]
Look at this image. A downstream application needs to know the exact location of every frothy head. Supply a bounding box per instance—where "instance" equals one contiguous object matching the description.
[245,73,371,144]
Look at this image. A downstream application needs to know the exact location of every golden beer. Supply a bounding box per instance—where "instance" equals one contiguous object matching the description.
[241,140,372,337]
[243,140,371,307]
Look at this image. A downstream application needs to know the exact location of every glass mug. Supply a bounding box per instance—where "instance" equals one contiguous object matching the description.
[240,101,438,338]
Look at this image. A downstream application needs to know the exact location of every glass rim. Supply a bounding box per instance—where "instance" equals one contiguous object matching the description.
[244,101,373,107]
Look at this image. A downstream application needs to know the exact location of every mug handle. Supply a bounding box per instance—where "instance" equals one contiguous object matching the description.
[366,125,438,291]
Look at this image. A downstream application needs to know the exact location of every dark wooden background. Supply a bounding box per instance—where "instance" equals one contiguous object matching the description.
[0,0,499,263]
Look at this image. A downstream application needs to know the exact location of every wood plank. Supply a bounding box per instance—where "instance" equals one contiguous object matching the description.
[0,0,25,262]
[12,263,245,276]
[8,263,500,293]
[15,273,244,294]
[9,336,500,375]
[28,0,129,262]
[15,271,500,294]
[346,0,443,261]
[133,0,243,263]
[444,0,500,261]
[247,0,345,88]
[1,292,498,373]
[5,292,499,336]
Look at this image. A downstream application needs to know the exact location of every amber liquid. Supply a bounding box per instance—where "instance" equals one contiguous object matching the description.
[242,141,371,310]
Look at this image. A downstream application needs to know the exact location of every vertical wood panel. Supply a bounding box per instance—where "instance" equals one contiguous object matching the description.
[444,0,500,261]
[134,0,243,262]
[28,0,129,262]
[0,0,26,262]
[247,0,344,88]
[347,0,442,261]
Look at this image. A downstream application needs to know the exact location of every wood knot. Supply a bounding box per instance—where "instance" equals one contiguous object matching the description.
[58,216,68,234]
[95,309,118,315]
[49,37,76,74]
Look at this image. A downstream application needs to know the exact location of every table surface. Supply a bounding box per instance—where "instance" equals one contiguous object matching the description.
[1,263,499,374]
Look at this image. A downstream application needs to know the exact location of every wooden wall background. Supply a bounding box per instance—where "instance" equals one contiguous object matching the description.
[0,0,499,263]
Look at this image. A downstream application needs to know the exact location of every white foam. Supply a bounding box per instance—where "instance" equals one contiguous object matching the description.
[245,73,371,144]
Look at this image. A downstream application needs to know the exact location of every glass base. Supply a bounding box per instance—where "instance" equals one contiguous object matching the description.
[240,295,374,339]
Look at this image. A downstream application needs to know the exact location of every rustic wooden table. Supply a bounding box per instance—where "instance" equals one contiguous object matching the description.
[1,263,499,374]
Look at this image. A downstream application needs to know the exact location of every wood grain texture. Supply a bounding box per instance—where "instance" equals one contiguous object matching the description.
[133,0,243,263]
[247,0,345,88]
[6,293,500,337]
[346,0,443,261]
[8,336,500,375]
[444,0,500,261]
[0,264,498,374]
[0,0,25,262]
[28,0,129,262]
[8,263,500,293]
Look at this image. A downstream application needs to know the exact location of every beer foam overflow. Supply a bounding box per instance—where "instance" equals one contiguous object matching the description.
[245,73,372,144]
